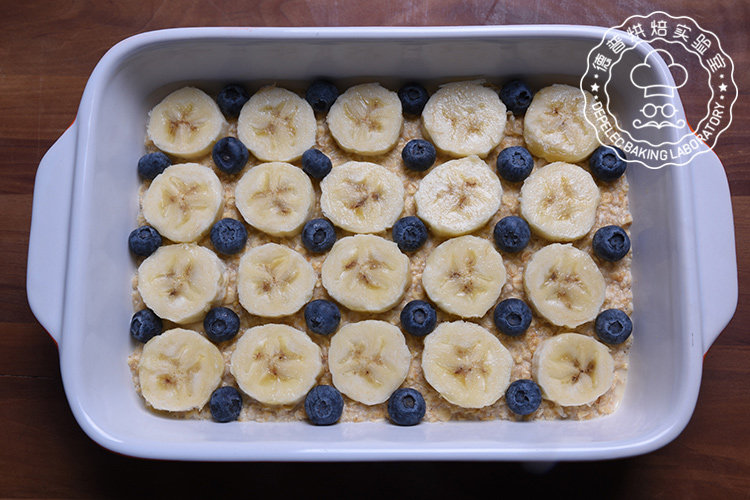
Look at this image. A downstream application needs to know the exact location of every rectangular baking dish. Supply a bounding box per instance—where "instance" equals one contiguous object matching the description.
[26,26,737,461]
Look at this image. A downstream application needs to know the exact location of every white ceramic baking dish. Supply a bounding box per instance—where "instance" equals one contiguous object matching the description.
[27,26,737,461]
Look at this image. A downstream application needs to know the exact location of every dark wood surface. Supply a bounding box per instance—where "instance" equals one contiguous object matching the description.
[1,1,748,498]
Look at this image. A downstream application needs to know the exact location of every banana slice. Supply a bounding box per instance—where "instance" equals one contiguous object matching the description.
[328,320,411,405]
[137,244,226,324]
[422,236,506,318]
[320,161,404,234]
[147,87,227,160]
[421,80,507,158]
[237,86,316,162]
[532,333,615,406]
[235,162,314,237]
[524,243,605,328]
[237,243,315,318]
[520,162,600,242]
[422,321,512,408]
[141,163,224,243]
[321,235,409,313]
[327,83,403,156]
[523,84,600,163]
[230,324,322,406]
[138,328,225,412]
[414,155,502,237]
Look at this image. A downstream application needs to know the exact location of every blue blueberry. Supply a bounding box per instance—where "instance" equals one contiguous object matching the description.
[302,148,332,180]
[595,309,633,345]
[216,84,250,118]
[128,225,162,257]
[592,225,630,262]
[505,379,542,416]
[398,83,429,116]
[401,139,436,172]
[210,218,248,255]
[496,146,534,182]
[137,152,171,180]
[305,385,344,425]
[400,300,437,337]
[500,80,533,115]
[209,386,243,422]
[305,80,338,113]
[589,145,627,182]
[301,218,336,253]
[392,216,428,253]
[203,307,240,343]
[493,216,531,253]
[493,298,532,337]
[130,309,162,343]
[388,388,426,426]
[212,137,249,174]
[304,299,341,336]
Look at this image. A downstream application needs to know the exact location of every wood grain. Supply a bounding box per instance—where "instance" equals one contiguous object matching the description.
[1,0,748,498]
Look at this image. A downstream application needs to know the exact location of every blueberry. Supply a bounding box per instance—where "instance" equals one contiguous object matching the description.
[592,225,630,262]
[302,148,332,180]
[305,385,344,425]
[589,145,627,182]
[496,146,534,182]
[398,83,429,116]
[392,216,428,253]
[130,309,162,343]
[212,137,249,175]
[499,80,533,115]
[493,216,531,253]
[387,388,426,426]
[401,139,437,172]
[209,386,243,422]
[137,152,171,180]
[305,80,338,113]
[210,218,248,255]
[493,298,532,337]
[203,307,240,343]
[400,300,437,337]
[301,218,336,253]
[216,84,250,118]
[595,309,633,345]
[304,299,341,336]
[128,225,162,257]
[505,379,542,416]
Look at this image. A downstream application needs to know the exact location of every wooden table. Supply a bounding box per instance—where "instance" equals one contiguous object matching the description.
[1,1,747,497]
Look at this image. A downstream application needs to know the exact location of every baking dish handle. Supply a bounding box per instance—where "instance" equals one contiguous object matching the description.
[26,123,77,346]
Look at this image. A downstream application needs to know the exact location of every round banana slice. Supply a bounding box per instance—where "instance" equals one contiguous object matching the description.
[532,333,615,406]
[235,162,314,237]
[237,86,316,162]
[147,87,227,160]
[138,328,224,412]
[237,243,315,318]
[520,162,600,242]
[421,80,507,158]
[414,155,502,237]
[137,244,226,324]
[524,243,605,328]
[142,163,224,243]
[327,83,403,156]
[328,320,411,405]
[230,324,322,406]
[422,321,512,408]
[320,161,405,234]
[523,84,600,163]
[422,236,506,318]
[321,235,410,313]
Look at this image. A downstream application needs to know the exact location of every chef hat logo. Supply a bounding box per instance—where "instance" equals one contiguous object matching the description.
[630,49,688,98]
